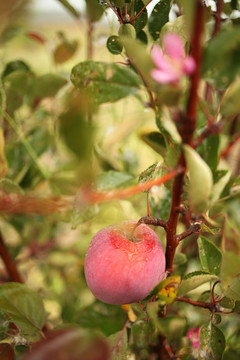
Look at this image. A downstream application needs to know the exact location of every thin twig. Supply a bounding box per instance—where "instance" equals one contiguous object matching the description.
[176,297,212,309]
[212,0,224,37]
[105,0,124,23]
[138,216,167,228]
[176,223,201,242]
[193,121,224,148]
[85,167,182,204]
[129,0,153,24]
[0,232,23,283]
[111,319,129,355]
[220,134,240,158]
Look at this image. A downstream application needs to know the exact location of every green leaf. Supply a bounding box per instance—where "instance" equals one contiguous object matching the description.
[136,30,148,45]
[231,0,239,10]
[219,296,235,309]
[199,322,225,360]
[130,321,156,358]
[106,35,123,55]
[197,237,222,276]
[119,24,136,39]
[86,0,104,22]
[221,78,240,118]
[77,301,126,336]
[177,0,195,33]
[0,178,23,194]
[56,0,80,18]
[3,71,35,113]
[132,0,148,33]
[161,15,188,42]
[203,135,220,173]
[31,74,68,101]
[0,283,46,341]
[178,271,218,297]
[108,329,128,360]
[223,349,240,360]
[71,61,140,104]
[148,0,172,40]
[138,162,163,192]
[112,0,124,6]
[183,145,213,214]
[2,60,31,79]
[95,170,134,191]
[173,253,187,265]
[203,28,240,87]
[59,104,94,160]
[211,170,231,203]
[140,131,168,157]
[225,275,240,301]
[156,107,181,143]
[121,38,155,89]
[53,40,78,64]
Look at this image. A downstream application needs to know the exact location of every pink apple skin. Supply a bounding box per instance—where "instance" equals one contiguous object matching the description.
[84,221,166,305]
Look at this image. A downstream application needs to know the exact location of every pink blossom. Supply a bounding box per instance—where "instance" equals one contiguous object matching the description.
[151,33,196,84]
[187,327,201,349]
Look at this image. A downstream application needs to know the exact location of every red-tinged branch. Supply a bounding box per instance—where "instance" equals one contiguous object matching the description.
[111,319,129,355]
[138,216,167,228]
[0,169,181,216]
[165,1,205,273]
[129,0,153,24]
[0,192,70,216]
[176,297,212,309]
[0,232,23,283]
[176,223,201,242]
[193,121,224,148]
[220,134,240,158]
[86,167,182,204]
[105,0,124,23]
[165,155,185,273]
[212,0,224,37]
[184,0,205,146]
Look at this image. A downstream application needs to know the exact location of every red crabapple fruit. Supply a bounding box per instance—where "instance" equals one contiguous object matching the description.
[84,221,166,305]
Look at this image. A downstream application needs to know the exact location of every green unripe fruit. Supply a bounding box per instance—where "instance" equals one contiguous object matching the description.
[118,24,136,39]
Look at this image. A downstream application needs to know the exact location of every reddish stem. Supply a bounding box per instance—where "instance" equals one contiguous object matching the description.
[105,0,124,23]
[176,297,211,309]
[165,1,205,273]
[185,1,205,146]
[111,319,129,355]
[87,167,182,204]
[193,121,224,148]
[0,232,23,283]
[165,155,185,273]
[212,0,224,37]
[220,134,240,158]
[87,19,94,60]
[138,216,167,228]
[129,0,153,24]
[176,223,201,242]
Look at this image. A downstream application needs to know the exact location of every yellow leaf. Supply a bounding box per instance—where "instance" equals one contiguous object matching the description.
[157,276,181,305]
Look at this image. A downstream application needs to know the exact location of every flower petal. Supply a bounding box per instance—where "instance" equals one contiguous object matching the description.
[183,56,196,75]
[151,69,180,84]
[151,46,172,72]
[163,33,185,60]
